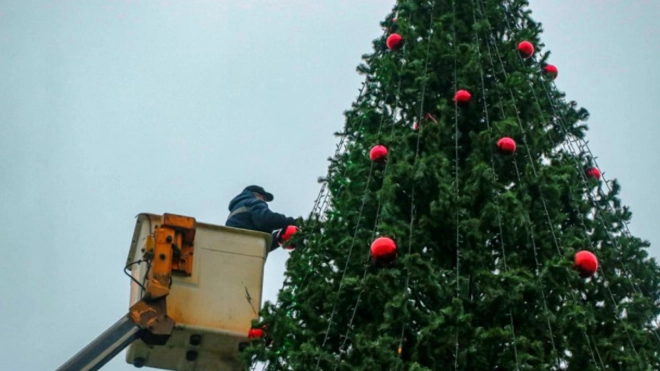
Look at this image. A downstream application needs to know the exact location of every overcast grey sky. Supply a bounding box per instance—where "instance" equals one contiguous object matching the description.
[1,1,658,370]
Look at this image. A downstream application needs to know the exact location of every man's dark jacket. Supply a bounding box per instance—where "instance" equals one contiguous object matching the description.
[226,190,296,250]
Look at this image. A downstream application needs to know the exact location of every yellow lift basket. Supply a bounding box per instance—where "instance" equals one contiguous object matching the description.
[125,213,270,371]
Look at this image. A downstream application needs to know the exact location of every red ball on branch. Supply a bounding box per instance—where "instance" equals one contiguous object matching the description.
[518,41,534,59]
[248,328,265,339]
[574,250,598,278]
[279,225,299,250]
[543,64,558,79]
[586,167,601,180]
[386,33,404,51]
[370,237,397,263]
[497,137,516,154]
[370,145,388,162]
[453,90,471,106]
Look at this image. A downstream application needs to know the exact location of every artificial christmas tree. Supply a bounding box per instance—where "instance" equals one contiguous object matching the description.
[246,1,660,370]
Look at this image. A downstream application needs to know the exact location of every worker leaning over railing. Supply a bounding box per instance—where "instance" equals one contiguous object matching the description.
[225,185,300,252]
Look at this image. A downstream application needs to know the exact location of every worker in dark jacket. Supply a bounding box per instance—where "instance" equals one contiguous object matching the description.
[226,185,297,252]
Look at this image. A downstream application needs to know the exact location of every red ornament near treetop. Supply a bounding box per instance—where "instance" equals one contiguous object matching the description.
[518,41,534,58]
[543,64,558,79]
[454,90,471,106]
[386,33,404,51]
[574,250,598,278]
[497,137,516,154]
[586,167,601,180]
[370,145,388,162]
[370,237,397,263]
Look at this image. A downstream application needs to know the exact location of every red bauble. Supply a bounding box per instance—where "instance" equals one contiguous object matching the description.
[544,64,558,79]
[281,225,298,242]
[518,41,534,58]
[370,237,397,262]
[586,167,601,180]
[453,90,471,106]
[248,328,264,339]
[574,250,598,278]
[370,145,388,162]
[386,33,404,51]
[497,137,516,154]
[280,225,299,250]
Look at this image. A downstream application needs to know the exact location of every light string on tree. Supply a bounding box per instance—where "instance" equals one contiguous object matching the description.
[259,48,394,371]
[252,85,371,371]
[469,3,521,369]
[395,2,437,364]
[474,0,596,366]
[294,85,369,291]
[330,8,430,369]
[287,84,366,280]
[271,14,408,369]
[313,7,414,370]
[480,0,643,366]
[477,0,609,366]
[450,0,464,368]
[547,104,660,343]
[311,110,380,369]
[498,0,658,356]
[476,27,562,362]
[517,16,660,342]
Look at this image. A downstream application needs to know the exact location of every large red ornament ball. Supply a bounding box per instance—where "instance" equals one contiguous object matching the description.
[370,145,388,162]
[574,250,598,278]
[453,90,472,106]
[586,167,601,180]
[543,64,558,79]
[370,237,397,262]
[497,137,516,154]
[518,41,534,59]
[248,328,265,339]
[280,225,298,243]
[386,33,404,51]
[279,225,299,250]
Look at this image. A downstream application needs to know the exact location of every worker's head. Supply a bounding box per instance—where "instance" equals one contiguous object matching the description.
[244,185,274,202]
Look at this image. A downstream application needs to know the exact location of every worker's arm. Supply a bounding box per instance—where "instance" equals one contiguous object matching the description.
[249,201,296,232]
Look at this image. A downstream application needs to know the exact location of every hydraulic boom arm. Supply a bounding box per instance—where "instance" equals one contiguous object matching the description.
[56,214,196,371]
